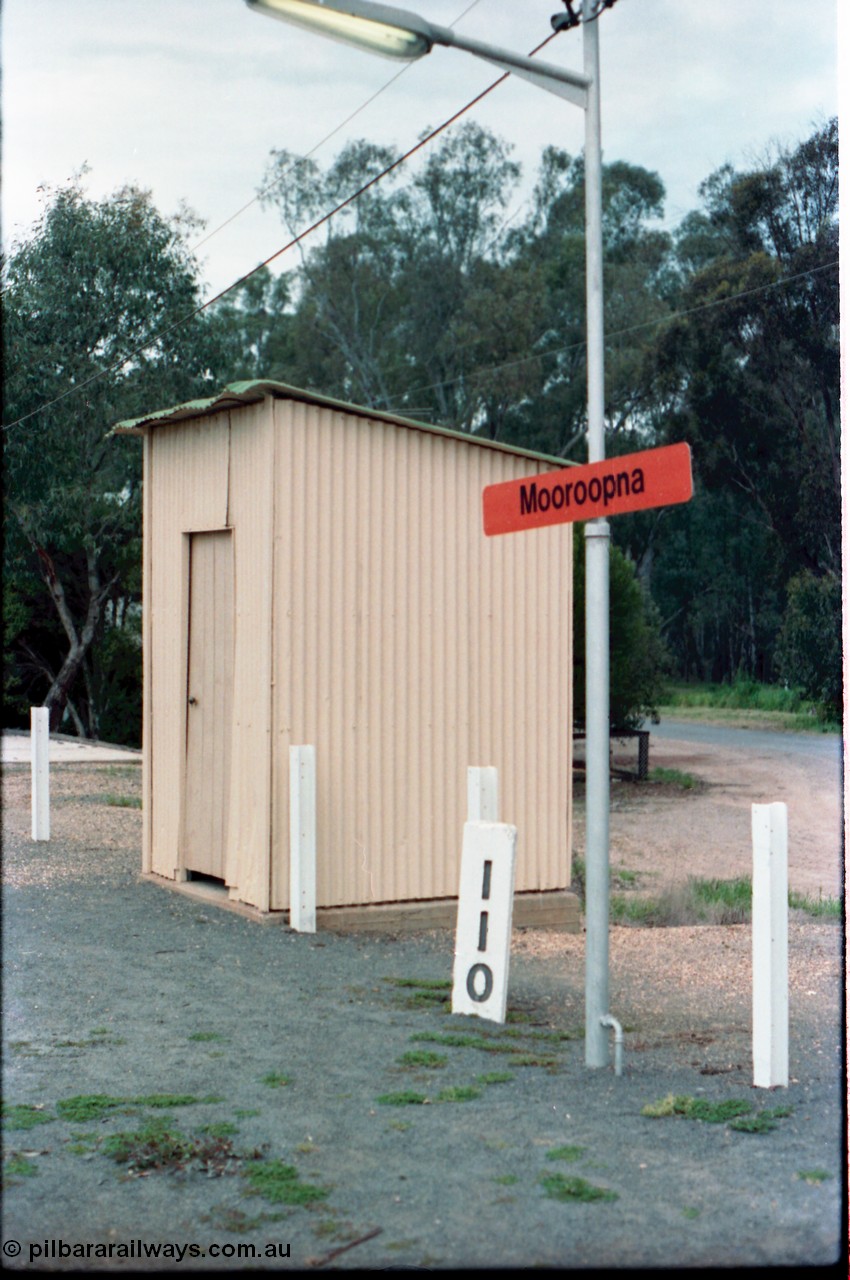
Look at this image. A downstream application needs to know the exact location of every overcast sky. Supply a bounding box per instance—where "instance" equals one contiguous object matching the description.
[3,0,840,299]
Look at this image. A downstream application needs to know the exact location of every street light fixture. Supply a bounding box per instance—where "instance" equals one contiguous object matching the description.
[245,0,613,1070]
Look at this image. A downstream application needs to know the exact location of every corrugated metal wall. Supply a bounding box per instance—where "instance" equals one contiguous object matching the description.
[144,393,571,914]
[145,411,232,882]
[268,398,572,911]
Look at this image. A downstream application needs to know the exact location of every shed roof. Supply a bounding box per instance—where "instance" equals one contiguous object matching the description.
[112,379,569,469]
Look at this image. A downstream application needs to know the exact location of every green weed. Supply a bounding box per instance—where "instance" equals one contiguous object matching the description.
[729,1106,794,1134]
[642,1093,792,1133]
[102,793,142,809]
[243,1159,328,1205]
[788,890,842,919]
[196,1122,239,1139]
[493,1173,518,1186]
[260,1073,292,1089]
[103,1116,260,1174]
[189,1031,228,1043]
[56,1093,205,1122]
[797,1168,832,1184]
[376,1091,429,1106]
[476,1071,514,1085]
[397,1050,448,1070]
[649,766,698,790]
[540,1173,618,1203]
[436,1085,481,1103]
[2,1103,53,1130]
[4,1154,38,1180]
[382,978,451,991]
[546,1145,586,1163]
[641,1094,751,1123]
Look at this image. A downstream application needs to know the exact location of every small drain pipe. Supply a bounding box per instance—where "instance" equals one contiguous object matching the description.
[600,1014,624,1076]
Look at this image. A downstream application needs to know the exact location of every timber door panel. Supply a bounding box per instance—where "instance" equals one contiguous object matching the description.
[183,530,234,879]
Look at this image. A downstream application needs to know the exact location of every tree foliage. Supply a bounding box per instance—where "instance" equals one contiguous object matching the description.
[4,117,839,741]
[3,177,230,737]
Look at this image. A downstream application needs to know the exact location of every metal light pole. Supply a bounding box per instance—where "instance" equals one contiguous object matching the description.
[245,0,614,1069]
[580,4,611,1069]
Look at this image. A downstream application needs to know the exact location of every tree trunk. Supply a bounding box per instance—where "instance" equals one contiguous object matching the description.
[35,544,117,736]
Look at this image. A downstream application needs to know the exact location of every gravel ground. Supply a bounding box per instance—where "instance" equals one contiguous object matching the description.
[1,760,846,1273]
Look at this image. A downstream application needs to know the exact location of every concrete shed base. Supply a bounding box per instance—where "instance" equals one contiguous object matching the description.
[140,874,581,934]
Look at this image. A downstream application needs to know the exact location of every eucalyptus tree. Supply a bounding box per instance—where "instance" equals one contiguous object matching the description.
[3,177,228,738]
[648,118,839,695]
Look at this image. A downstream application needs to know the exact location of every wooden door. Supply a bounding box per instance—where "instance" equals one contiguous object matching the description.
[183,530,234,879]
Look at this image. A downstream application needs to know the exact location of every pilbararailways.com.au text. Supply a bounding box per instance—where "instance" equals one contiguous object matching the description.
[5,1238,291,1264]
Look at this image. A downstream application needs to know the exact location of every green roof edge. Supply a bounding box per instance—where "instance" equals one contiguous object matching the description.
[112,379,571,470]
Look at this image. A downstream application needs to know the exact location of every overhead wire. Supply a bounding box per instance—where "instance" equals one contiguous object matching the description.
[3,7,560,433]
[190,0,484,256]
[379,257,840,415]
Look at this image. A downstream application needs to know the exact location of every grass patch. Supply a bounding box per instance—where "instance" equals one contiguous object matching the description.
[611,876,752,927]
[102,793,142,809]
[798,1168,832,1184]
[196,1122,239,1139]
[649,766,698,790]
[102,1115,258,1175]
[188,1031,228,1043]
[642,1093,793,1133]
[243,1159,329,1205]
[641,1094,752,1123]
[4,1154,39,1180]
[55,1093,208,1123]
[2,1103,54,1130]
[233,1108,261,1119]
[659,679,839,731]
[729,1106,794,1134]
[788,890,842,920]
[435,1085,481,1103]
[397,1050,448,1070]
[376,1091,429,1106]
[382,978,452,1012]
[540,1173,618,1203]
[476,1071,514,1085]
[546,1145,586,1163]
[383,978,451,991]
[54,1033,126,1048]
[259,1073,292,1089]
[613,875,842,928]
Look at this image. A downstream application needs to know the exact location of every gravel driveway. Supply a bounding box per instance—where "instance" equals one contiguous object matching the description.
[2,755,845,1272]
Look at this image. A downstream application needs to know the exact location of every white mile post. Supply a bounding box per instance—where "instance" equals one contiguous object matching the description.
[752,802,789,1088]
[452,821,517,1024]
[30,706,50,841]
[467,766,498,822]
[289,745,316,933]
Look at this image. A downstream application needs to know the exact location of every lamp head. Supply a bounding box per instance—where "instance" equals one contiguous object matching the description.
[245,0,435,60]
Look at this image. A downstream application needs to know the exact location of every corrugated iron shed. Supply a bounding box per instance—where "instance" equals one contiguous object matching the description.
[121,381,577,930]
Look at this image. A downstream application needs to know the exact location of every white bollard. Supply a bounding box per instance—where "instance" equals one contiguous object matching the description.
[30,706,50,841]
[467,765,498,822]
[752,802,789,1088]
[452,820,517,1024]
[289,745,316,933]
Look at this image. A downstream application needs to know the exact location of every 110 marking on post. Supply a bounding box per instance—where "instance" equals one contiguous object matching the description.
[452,822,517,1023]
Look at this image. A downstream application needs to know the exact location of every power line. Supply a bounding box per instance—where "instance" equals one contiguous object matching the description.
[379,257,839,412]
[190,0,485,257]
[3,22,561,434]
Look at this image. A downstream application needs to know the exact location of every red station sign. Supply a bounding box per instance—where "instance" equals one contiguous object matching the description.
[483,442,693,536]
